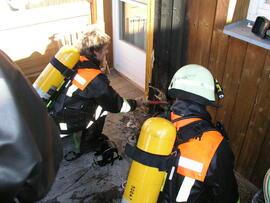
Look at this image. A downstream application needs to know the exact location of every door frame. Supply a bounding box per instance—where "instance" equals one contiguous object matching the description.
[145,0,155,98]
[107,0,154,96]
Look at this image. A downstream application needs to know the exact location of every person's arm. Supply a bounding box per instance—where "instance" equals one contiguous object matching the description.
[86,74,139,113]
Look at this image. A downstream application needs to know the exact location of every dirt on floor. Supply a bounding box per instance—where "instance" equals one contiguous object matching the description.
[38,106,259,203]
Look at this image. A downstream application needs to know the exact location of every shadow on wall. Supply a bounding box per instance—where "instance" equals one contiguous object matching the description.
[14,32,79,83]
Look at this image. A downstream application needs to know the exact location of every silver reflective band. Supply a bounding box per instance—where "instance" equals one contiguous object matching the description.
[176,177,195,202]
[169,166,175,180]
[60,134,69,138]
[95,105,103,120]
[74,73,86,85]
[94,106,108,120]
[100,110,108,117]
[66,84,78,97]
[178,156,203,173]
[120,99,131,113]
[59,122,68,131]
[86,121,94,129]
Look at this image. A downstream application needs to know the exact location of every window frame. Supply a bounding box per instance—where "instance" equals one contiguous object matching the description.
[119,0,147,50]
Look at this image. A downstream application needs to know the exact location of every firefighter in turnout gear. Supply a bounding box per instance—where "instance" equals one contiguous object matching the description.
[158,64,239,203]
[50,26,142,157]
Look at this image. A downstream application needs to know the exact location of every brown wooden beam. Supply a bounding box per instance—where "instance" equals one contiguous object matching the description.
[145,0,155,98]
[103,0,113,69]
[226,0,250,23]
[90,0,97,24]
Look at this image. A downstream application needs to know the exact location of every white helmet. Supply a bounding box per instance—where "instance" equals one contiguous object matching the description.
[168,64,217,107]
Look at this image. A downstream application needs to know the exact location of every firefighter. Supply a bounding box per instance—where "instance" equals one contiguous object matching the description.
[158,64,239,203]
[50,26,142,157]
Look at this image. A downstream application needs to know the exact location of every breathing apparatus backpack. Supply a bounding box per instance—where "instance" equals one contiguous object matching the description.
[33,47,122,166]
[33,45,80,108]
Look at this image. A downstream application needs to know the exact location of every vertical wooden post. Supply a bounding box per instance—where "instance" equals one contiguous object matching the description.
[226,0,250,23]
[90,0,97,24]
[145,0,155,99]
[103,0,113,69]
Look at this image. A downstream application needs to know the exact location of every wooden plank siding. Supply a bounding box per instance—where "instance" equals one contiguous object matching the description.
[149,0,173,102]
[151,0,270,187]
[229,45,267,160]
[215,38,248,129]
[150,0,186,99]
[207,0,230,120]
[182,0,270,187]
[243,52,270,186]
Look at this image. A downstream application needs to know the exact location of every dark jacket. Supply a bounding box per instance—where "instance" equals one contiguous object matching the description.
[158,100,239,203]
[0,50,62,202]
[51,55,137,133]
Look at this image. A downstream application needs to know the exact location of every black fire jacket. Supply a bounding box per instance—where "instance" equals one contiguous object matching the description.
[158,100,239,203]
[51,55,137,133]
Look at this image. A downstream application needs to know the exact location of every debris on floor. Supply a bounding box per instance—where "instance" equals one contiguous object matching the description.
[38,106,151,203]
[38,105,259,203]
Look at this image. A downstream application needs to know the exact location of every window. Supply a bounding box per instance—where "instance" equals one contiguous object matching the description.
[247,0,270,21]
[119,0,147,50]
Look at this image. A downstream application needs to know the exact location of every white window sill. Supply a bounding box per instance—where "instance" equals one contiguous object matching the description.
[223,20,270,50]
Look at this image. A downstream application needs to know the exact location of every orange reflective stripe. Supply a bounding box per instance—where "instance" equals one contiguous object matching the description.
[177,131,223,182]
[79,55,89,62]
[72,69,101,90]
[171,112,201,130]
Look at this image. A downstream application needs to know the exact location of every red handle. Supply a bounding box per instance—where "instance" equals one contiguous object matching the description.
[146,100,168,104]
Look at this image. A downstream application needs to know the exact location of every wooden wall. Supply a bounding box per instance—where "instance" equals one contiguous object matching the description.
[185,0,270,187]
[150,0,186,96]
[151,0,270,187]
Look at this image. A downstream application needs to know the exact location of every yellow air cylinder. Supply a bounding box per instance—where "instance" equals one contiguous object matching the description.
[122,117,176,203]
[33,45,79,101]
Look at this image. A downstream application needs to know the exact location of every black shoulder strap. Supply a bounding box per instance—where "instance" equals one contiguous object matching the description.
[171,114,212,124]
[47,79,72,112]
[215,121,229,140]
[50,57,75,79]
[125,143,176,172]
[171,115,200,123]
[178,120,216,143]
